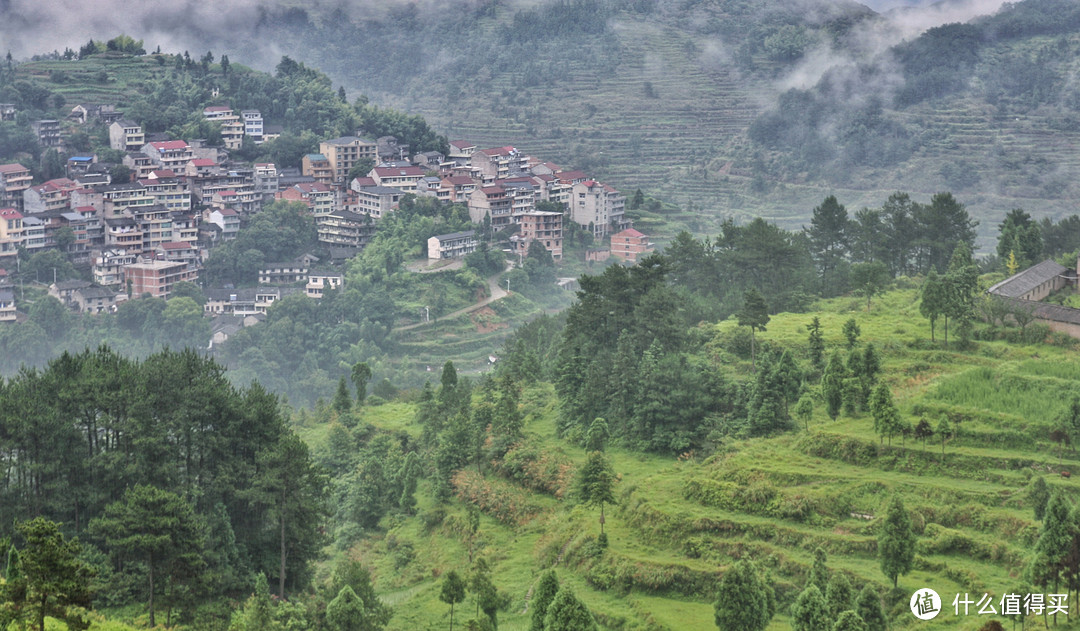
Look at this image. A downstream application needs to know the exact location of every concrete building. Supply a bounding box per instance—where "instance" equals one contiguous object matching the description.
[0,163,32,212]
[124,260,197,299]
[241,110,264,142]
[353,186,404,219]
[109,120,145,152]
[0,287,15,323]
[428,230,478,261]
[320,136,378,184]
[610,228,653,263]
[511,210,563,261]
[571,180,627,238]
[93,248,138,286]
[143,140,194,171]
[318,210,376,248]
[301,153,334,186]
[0,207,24,263]
[306,272,343,298]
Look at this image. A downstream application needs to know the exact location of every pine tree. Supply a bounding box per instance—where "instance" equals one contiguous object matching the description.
[530,570,560,631]
[795,394,814,431]
[326,585,367,631]
[937,415,953,462]
[808,547,829,593]
[822,352,846,420]
[351,362,372,405]
[1029,476,1050,521]
[737,288,770,372]
[334,376,353,414]
[544,587,598,631]
[576,451,617,536]
[920,270,947,343]
[790,584,829,631]
[1033,493,1072,626]
[842,318,861,349]
[807,317,825,371]
[832,611,868,631]
[878,496,916,588]
[713,559,773,631]
[15,517,94,631]
[869,383,903,446]
[825,573,855,618]
[439,570,466,631]
[854,585,887,631]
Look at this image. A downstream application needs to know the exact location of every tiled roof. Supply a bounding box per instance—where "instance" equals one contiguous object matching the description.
[986,260,1069,298]
[149,140,189,151]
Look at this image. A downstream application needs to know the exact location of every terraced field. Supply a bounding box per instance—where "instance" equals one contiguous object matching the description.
[305,289,1080,630]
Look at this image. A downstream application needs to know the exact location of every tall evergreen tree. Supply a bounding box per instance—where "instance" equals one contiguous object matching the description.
[1029,476,1050,521]
[737,288,770,372]
[713,559,774,631]
[326,585,367,631]
[544,587,597,631]
[808,547,829,593]
[245,432,328,598]
[790,584,829,631]
[832,611,868,631]
[807,317,825,371]
[89,485,205,628]
[854,585,887,631]
[576,451,617,537]
[530,570,560,631]
[1031,493,1073,626]
[920,270,947,343]
[439,570,467,631]
[333,376,353,414]
[14,517,94,631]
[996,208,1042,269]
[869,383,903,446]
[351,362,372,405]
[878,496,916,588]
[825,573,855,618]
[807,195,851,296]
[944,242,979,347]
[822,352,847,420]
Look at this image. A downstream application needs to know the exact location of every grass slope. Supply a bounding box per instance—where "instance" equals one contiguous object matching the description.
[301,287,1080,630]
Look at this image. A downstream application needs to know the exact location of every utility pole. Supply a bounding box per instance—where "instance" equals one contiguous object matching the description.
[506,278,510,294]
[424,306,429,323]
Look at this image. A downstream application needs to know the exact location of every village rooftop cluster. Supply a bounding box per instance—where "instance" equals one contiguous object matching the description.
[0,103,656,327]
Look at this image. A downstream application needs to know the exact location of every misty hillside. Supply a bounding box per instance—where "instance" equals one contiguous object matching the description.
[246,0,1080,247]
[4,0,1080,245]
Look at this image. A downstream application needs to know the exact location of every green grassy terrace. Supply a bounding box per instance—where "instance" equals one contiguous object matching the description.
[294,287,1080,630]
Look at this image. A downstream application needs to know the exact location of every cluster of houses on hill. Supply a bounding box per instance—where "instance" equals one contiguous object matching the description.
[0,101,654,327]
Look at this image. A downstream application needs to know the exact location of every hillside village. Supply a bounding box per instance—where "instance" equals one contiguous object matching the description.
[0,102,655,333]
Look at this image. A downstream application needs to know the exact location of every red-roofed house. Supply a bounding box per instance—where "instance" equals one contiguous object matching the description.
[473,146,528,183]
[448,140,476,164]
[369,166,425,192]
[276,182,335,219]
[24,178,80,214]
[205,208,240,240]
[610,228,652,263]
[438,175,477,203]
[185,158,217,177]
[155,241,200,268]
[143,140,194,170]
